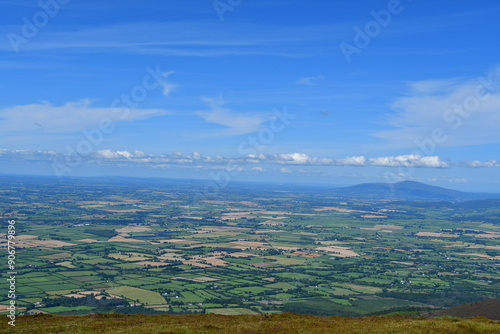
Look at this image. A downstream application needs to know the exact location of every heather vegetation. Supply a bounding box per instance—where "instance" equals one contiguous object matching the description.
[1,313,498,334]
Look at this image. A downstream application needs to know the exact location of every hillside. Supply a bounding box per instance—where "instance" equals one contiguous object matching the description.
[1,313,499,334]
[332,181,500,201]
[432,298,500,320]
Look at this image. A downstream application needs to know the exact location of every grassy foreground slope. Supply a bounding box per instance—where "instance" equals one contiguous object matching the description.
[432,298,500,320]
[1,314,499,334]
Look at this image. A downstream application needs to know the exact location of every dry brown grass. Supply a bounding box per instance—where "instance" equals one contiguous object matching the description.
[315,246,360,257]
[100,209,146,213]
[416,232,458,237]
[2,314,498,334]
[230,252,260,258]
[15,240,76,248]
[115,226,152,233]
[107,236,147,243]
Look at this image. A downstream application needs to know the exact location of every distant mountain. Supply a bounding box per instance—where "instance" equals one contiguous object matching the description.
[332,181,500,201]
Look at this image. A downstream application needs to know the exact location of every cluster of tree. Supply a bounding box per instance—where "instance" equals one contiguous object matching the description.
[41,295,126,308]
[377,291,486,307]
[281,297,355,316]
[36,295,183,315]
[84,229,119,238]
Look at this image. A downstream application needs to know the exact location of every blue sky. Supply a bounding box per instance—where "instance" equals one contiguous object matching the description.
[1,0,500,191]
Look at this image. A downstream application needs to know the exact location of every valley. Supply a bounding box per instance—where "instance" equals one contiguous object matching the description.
[0,175,498,317]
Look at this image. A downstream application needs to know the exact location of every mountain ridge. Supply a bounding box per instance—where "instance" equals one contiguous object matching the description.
[332,180,500,201]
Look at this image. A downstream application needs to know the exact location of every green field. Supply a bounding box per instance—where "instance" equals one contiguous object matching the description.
[106,286,166,305]
[0,176,498,317]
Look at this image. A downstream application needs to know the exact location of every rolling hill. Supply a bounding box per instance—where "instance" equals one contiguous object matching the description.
[433,298,500,320]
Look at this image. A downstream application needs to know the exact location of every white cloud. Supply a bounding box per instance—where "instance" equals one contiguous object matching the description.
[0,149,58,161]
[0,148,484,171]
[368,155,450,168]
[197,97,275,136]
[295,76,324,86]
[158,71,177,97]
[408,78,464,94]
[0,99,168,134]
[461,160,500,168]
[274,153,310,164]
[95,150,147,159]
[448,178,468,183]
[266,153,448,168]
[375,67,500,148]
[269,153,333,165]
[335,156,367,166]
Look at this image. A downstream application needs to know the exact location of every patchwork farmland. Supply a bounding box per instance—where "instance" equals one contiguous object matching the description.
[0,176,498,316]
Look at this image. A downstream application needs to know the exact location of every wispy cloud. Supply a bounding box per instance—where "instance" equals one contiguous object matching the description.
[279,168,292,173]
[0,0,40,7]
[2,3,498,59]
[196,97,275,136]
[158,71,176,96]
[0,21,340,57]
[0,99,169,134]
[375,67,500,148]
[295,76,324,86]
[461,160,500,168]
